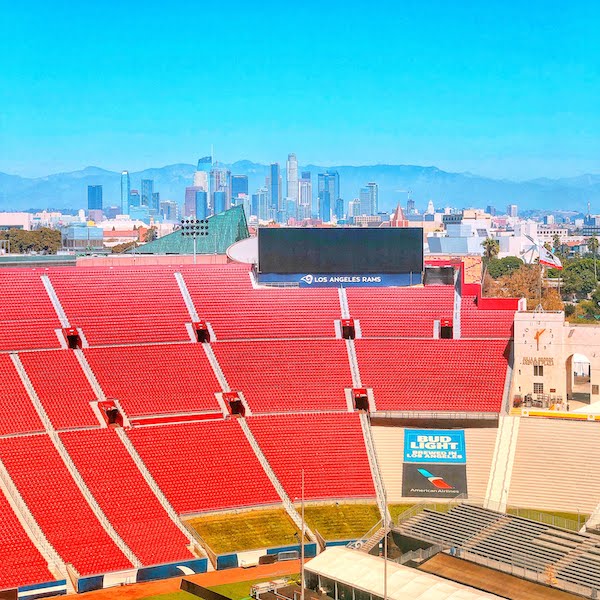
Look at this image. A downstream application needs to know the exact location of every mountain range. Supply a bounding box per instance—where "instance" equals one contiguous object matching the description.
[1,162,600,214]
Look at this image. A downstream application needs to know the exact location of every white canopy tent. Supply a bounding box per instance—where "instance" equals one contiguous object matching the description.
[305,547,502,600]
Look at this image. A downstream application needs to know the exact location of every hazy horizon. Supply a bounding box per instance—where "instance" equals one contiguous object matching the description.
[3,158,600,184]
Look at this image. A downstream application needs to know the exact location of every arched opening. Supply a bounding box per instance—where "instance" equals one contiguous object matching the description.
[566,353,592,404]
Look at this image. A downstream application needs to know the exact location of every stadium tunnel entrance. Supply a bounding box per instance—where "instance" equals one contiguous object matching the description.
[567,353,592,403]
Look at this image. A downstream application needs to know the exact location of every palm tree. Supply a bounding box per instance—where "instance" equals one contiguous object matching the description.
[482,237,500,262]
[481,237,500,287]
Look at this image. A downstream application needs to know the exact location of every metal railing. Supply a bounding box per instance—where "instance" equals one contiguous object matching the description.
[395,494,468,526]
[347,519,383,548]
[373,410,499,421]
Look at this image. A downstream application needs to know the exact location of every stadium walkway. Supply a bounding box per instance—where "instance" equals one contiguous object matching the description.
[419,554,581,600]
[46,559,303,600]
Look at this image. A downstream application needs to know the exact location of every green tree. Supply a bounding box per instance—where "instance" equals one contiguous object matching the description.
[111,241,137,253]
[487,256,524,279]
[561,264,597,298]
[0,228,61,254]
[144,227,157,243]
[552,234,561,252]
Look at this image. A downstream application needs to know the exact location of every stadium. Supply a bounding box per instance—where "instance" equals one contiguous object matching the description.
[1,215,600,600]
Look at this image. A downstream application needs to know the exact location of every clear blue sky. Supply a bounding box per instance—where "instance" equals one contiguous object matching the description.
[1,0,599,179]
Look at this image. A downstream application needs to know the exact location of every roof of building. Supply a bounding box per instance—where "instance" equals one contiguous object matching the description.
[305,547,502,600]
[131,205,250,255]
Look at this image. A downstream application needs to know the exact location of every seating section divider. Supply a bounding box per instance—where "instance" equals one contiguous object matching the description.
[213,340,352,413]
[60,428,193,565]
[0,434,132,576]
[84,344,222,418]
[247,413,376,500]
[127,420,281,514]
[19,350,99,429]
[354,339,509,412]
[0,270,62,351]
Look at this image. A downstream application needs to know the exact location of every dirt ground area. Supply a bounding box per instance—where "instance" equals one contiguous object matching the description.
[46,559,304,600]
[420,553,582,600]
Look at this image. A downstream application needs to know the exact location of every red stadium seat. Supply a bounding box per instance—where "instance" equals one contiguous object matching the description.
[0,435,132,576]
[346,287,455,338]
[247,413,376,501]
[0,270,62,351]
[213,340,352,413]
[61,429,193,566]
[127,420,280,514]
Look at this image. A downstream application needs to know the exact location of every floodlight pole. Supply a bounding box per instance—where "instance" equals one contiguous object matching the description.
[181,218,209,265]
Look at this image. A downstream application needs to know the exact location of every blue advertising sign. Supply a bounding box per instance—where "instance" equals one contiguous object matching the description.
[258,272,422,287]
[404,429,466,464]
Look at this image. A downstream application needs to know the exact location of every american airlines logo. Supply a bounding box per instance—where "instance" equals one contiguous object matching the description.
[300,275,314,285]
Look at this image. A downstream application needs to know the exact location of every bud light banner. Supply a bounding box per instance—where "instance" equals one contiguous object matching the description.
[404,430,466,464]
[402,464,467,498]
[257,272,422,287]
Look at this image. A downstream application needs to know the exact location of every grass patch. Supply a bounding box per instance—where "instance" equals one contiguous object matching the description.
[141,593,198,600]
[303,503,380,540]
[507,507,590,530]
[388,504,416,523]
[208,575,299,600]
[186,508,303,554]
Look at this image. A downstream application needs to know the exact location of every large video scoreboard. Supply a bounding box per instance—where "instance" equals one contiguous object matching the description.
[257,228,424,287]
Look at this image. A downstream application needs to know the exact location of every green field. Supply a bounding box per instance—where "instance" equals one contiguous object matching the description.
[303,503,380,540]
[186,508,303,554]
[208,574,299,600]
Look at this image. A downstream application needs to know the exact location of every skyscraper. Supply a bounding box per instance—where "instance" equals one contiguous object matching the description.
[213,191,227,215]
[193,156,212,191]
[152,192,160,211]
[184,186,202,216]
[349,198,361,220]
[366,182,378,215]
[141,179,154,208]
[195,191,208,219]
[507,204,518,217]
[251,193,260,217]
[318,171,340,222]
[87,185,103,211]
[268,163,282,221]
[231,175,249,198]
[129,190,141,208]
[159,200,179,221]
[359,188,370,216]
[319,191,331,222]
[334,197,344,221]
[298,172,312,220]
[286,153,299,204]
[210,166,232,211]
[255,187,269,221]
[120,171,130,214]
